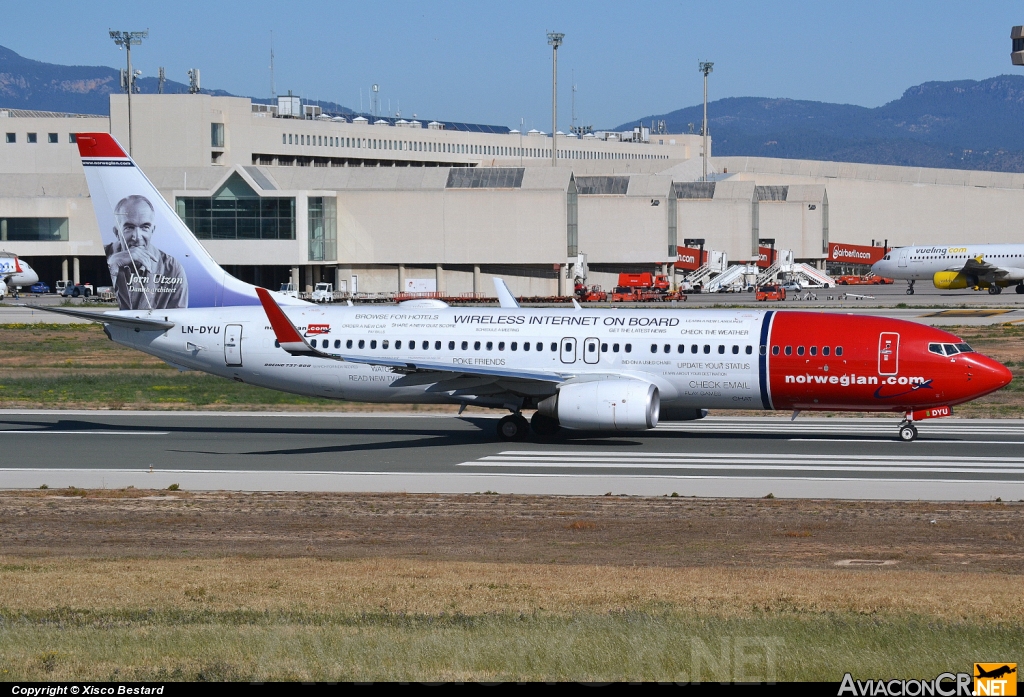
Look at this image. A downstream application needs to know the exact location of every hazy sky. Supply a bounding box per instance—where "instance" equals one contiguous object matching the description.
[3,0,1021,129]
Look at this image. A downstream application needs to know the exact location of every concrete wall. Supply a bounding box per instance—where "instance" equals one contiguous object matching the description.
[676,181,756,262]
[716,156,1024,248]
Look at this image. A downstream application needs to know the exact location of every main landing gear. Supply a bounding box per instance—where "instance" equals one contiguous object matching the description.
[497,413,530,442]
[989,284,1003,295]
[898,420,918,442]
[496,412,562,441]
[906,280,915,295]
[1017,283,1024,295]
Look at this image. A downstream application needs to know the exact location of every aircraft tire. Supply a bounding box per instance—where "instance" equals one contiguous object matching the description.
[1017,284,1024,295]
[531,411,561,437]
[898,424,917,442]
[497,414,529,442]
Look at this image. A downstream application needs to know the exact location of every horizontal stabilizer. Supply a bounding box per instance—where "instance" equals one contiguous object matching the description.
[20,304,174,330]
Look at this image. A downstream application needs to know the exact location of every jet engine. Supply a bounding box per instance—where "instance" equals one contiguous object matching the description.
[537,380,659,431]
[932,271,968,290]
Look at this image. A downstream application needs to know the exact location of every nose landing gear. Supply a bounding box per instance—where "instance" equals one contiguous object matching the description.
[898,421,918,442]
[906,280,915,295]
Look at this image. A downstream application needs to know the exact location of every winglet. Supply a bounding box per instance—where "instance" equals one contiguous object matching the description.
[255,287,317,355]
[493,277,520,309]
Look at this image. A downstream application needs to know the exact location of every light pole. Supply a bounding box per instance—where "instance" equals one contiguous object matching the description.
[547,32,564,167]
[110,29,148,156]
[698,60,713,182]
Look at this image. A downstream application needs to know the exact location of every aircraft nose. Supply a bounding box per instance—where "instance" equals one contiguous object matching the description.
[971,355,1013,395]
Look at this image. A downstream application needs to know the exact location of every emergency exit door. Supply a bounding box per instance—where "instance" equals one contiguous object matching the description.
[878,332,899,375]
[224,324,243,366]
[560,337,577,364]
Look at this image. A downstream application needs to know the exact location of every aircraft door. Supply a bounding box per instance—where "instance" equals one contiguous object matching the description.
[583,337,600,364]
[878,332,899,375]
[560,337,577,364]
[898,249,909,267]
[224,324,243,366]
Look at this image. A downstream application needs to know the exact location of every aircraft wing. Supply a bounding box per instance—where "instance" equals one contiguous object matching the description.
[255,287,566,385]
[18,304,175,330]
[961,256,1010,280]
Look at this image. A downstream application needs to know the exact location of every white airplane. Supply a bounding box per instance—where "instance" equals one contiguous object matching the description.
[871,244,1024,295]
[0,253,39,298]
[28,133,1013,443]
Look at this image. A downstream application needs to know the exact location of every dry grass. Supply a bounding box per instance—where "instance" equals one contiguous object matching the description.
[0,556,1021,620]
[1,491,1022,680]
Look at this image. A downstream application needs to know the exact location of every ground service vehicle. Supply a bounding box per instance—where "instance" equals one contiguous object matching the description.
[31,133,1014,444]
[60,283,93,298]
[756,284,786,301]
[28,282,51,294]
[278,282,299,299]
[312,283,334,303]
[836,275,893,285]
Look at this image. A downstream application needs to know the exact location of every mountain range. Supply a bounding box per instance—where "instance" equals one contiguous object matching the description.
[0,44,353,117]
[5,44,1024,172]
[613,76,1024,172]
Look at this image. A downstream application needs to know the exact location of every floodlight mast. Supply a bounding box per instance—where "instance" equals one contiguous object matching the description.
[109,29,148,156]
[547,32,564,166]
[698,60,713,182]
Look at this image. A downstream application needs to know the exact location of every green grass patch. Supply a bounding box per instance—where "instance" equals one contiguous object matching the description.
[0,609,1018,681]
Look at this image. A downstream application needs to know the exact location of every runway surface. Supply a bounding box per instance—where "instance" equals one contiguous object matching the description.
[1,411,1022,500]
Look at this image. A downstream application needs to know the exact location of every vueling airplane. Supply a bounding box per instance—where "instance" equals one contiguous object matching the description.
[30,133,1013,443]
[871,244,1024,295]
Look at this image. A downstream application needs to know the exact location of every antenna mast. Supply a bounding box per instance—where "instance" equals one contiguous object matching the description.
[571,69,577,132]
[270,31,276,98]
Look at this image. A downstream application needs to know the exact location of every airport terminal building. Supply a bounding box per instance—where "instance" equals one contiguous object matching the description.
[3,93,1024,296]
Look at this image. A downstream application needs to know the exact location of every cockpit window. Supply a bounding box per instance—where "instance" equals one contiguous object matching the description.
[928,343,943,355]
[955,343,974,353]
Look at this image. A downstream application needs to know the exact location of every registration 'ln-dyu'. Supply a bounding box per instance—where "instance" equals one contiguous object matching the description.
[32,133,1013,442]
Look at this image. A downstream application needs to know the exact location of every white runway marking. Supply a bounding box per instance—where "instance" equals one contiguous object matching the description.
[0,430,170,435]
[458,451,1024,478]
[786,438,1024,444]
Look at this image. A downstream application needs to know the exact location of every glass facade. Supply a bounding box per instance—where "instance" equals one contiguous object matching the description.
[176,173,295,241]
[0,218,68,241]
[308,197,337,262]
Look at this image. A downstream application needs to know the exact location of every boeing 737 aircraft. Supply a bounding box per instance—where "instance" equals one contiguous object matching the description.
[871,244,1024,295]
[30,133,1013,442]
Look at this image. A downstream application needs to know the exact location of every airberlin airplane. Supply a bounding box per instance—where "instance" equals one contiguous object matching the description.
[32,133,1013,442]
